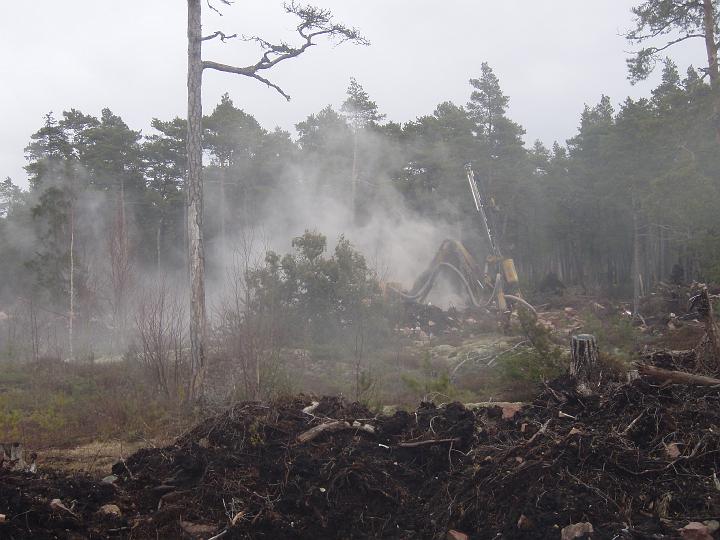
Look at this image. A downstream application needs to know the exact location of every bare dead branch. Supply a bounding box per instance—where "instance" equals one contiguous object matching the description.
[639,33,705,53]
[296,420,375,443]
[202,1,368,100]
[202,31,238,42]
[206,0,232,16]
[202,61,292,100]
[397,438,461,448]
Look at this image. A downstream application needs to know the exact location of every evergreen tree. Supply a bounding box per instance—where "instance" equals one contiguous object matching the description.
[341,78,386,222]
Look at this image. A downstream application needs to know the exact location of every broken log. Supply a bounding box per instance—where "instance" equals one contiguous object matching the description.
[570,334,598,391]
[638,364,720,386]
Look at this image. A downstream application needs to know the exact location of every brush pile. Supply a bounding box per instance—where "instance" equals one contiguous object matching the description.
[439,375,720,539]
[2,374,720,539]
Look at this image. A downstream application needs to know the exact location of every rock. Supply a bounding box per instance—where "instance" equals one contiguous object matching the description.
[561,522,593,540]
[665,442,681,459]
[564,307,577,316]
[50,498,77,518]
[517,514,533,530]
[180,521,218,538]
[446,530,469,540]
[679,522,714,540]
[704,520,720,533]
[98,504,122,518]
[464,402,525,419]
[101,474,118,485]
[501,403,523,420]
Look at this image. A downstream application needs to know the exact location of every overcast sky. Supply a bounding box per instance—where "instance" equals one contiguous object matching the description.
[0,1,704,188]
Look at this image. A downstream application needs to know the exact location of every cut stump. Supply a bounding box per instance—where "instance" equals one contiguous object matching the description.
[570,334,598,392]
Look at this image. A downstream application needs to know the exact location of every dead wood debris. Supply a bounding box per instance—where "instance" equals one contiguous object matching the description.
[3,378,720,538]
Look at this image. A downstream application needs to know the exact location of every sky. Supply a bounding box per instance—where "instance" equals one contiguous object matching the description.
[0,1,705,188]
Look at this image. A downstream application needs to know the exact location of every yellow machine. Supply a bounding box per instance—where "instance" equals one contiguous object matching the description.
[389,165,534,317]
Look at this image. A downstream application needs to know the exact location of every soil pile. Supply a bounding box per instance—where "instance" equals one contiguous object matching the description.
[440,376,720,539]
[2,379,720,539]
[114,395,476,539]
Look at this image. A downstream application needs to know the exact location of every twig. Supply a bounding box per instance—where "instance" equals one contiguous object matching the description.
[397,438,461,448]
[523,420,551,447]
[621,410,646,435]
[208,529,228,540]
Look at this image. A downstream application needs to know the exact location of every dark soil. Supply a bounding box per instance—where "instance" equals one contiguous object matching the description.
[3,375,720,539]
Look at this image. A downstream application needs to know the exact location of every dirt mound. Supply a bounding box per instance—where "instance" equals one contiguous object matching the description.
[439,378,720,539]
[3,378,720,539]
[111,395,477,539]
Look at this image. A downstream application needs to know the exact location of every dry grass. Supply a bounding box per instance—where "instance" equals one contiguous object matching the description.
[38,438,171,476]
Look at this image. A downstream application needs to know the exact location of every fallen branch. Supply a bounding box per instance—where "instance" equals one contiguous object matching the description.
[301,401,319,415]
[397,437,461,448]
[296,420,375,444]
[638,364,720,386]
[505,294,538,317]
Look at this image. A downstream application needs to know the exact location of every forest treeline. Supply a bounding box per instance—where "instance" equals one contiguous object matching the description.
[1,60,719,350]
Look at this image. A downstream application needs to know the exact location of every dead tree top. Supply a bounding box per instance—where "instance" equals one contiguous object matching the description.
[202,1,369,100]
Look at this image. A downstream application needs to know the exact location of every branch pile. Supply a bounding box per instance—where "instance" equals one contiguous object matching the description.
[435,375,720,538]
[2,378,720,538]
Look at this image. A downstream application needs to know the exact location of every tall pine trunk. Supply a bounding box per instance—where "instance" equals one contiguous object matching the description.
[156,214,163,273]
[632,201,641,318]
[187,0,207,401]
[219,168,227,251]
[351,130,358,224]
[69,203,75,361]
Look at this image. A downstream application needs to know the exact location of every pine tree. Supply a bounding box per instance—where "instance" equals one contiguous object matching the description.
[341,78,385,221]
[626,0,720,143]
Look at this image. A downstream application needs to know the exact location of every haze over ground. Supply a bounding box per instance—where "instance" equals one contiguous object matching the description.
[0,0,702,187]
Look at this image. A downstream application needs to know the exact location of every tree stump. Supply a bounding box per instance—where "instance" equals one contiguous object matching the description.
[570,334,598,392]
[0,442,26,470]
[692,286,720,376]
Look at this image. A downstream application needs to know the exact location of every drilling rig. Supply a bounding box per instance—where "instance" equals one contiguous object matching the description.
[390,164,534,317]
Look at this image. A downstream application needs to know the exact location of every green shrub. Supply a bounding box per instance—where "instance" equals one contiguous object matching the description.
[495,308,567,392]
[400,351,471,402]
